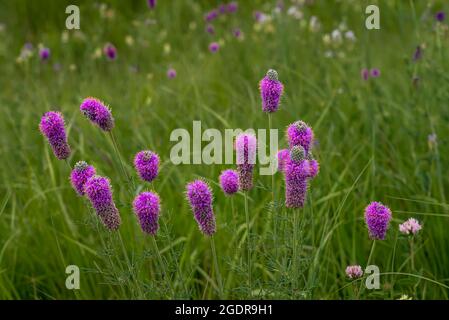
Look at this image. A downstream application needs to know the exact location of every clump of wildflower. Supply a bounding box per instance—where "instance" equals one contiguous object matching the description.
[186,180,216,236]
[345,265,363,279]
[235,133,257,191]
[133,191,161,235]
[286,120,314,153]
[80,97,114,131]
[167,68,177,79]
[209,42,220,53]
[259,69,284,113]
[70,161,96,196]
[39,111,71,160]
[85,175,121,230]
[39,47,50,61]
[103,43,117,60]
[219,169,239,195]
[399,218,422,236]
[134,150,159,183]
[365,202,392,240]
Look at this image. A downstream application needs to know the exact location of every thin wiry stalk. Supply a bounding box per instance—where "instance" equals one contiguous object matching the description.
[152,235,175,298]
[357,240,376,299]
[244,191,252,296]
[210,236,224,299]
[108,131,133,190]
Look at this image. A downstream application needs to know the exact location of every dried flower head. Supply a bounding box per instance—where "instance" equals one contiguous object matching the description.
[85,175,121,230]
[39,111,71,160]
[133,191,161,235]
[365,201,392,240]
[70,161,96,196]
[134,150,160,183]
[80,97,115,131]
[186,179,216,236]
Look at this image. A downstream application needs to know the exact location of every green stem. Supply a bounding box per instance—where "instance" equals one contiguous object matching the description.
[292,208,299,297]
[410,238,415,271]
[210,236,224,299]
[357,240,376,299]
[109,131,133,191]
[117,231,143,299]
[152,235,175,298]
[244,191,252,296]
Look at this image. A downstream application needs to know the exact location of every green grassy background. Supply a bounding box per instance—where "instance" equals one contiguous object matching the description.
[1,0,449,299]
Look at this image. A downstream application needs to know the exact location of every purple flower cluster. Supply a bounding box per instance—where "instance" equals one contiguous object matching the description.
[219,169,239,195]
[80,97,115,131]
[286,120,314,153]
[365,202,392,240]
[103,43,117,60]
[259,69,284,113]
[39,47,50,62]
[235,133,257,191]
[85,175,121,230]
[186,180,216,236]
[133,191,161,235]
[204,2,238,22]
[39,111,71,160]
[345,265,363,279]
[399,218,422,236]
[70,161,96,196]
[134,150,160,183]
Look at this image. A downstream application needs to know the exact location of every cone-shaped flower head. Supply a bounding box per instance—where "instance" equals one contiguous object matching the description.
[364,201,392,240]
[85,175,121,230]
[259,69,284,113]
[133,191,161,235]
[39,111,71,160]
[219,169,239,195]
[134,150,159,183]
[284,146,310,208]
[80,97,114,131]
[277,148,290,173]
[235,133,257,191]
[70,161,96,196]
[186,180,216,236]
[345,265,363,279]
[286,120,314,152]
[399,218,422,236]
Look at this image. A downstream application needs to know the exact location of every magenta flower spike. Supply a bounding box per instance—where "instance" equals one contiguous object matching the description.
[370,68,381,78]
[134,150,160,183]
[204,9,219,22]
[103,43,117,60]
[85,175,121,231]
[361,68,369,81]
[277,148,290,173]
[227,2,238,13]
[186,180,216,236]
[39,111,71,160]
[209,42,220,53]
[399,218,422,236]
[80,97,115,131]
[286,120,314,153]
[147,0,156,9]
[39,47,50,61]
[364,202,392,240]
[219,169,239,195]
[259,69,284,113]
[133,191,161,235]
[284,146,310,208]
[235,133,257,191]
[345,265,363,279]
[70,161,96,196]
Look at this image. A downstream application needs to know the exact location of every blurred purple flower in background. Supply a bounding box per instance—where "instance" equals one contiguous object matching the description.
[147,0,156,9]
[206,24,215,34]
[209,42,220,53]
[413,45,422,62]
[39,47,50,61]
[227,2,238,13]
[361,68,370,81]
[370,68,381,78]
[435,11,445,22]
[167,68,177,79]
[103,43,117,60]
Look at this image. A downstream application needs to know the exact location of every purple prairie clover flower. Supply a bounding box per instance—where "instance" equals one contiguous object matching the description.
[206,24,215,34]
[218,4,227,14]
[233,28,242,38]
[70,161,96,196]
[39,47,50,61]
[134,150,159,183]
[365,201,392,240]
[361,68,370,81]
[259,69,284,113]
[286,120,314,153]
[39,111,71,160]
[85,175,121,230]
[345,265,363,279]
[435,11,445,22]
[370,68,381,78]
[277,148,290,173]
[219,169,239,195]
[307,156,320,179]
[209,42,220,53]
[235,133,257,191]
[103,43,117,60]
[167,68,177,79]
[399,218,422,236]
[80,97,115,131]
[284,146,310,208]
[205,9,219,22]
[186,179,216,236]
[227,2,238,13]
[253,11,263,22]
[133,191,161,235]
[147,0,156,9]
